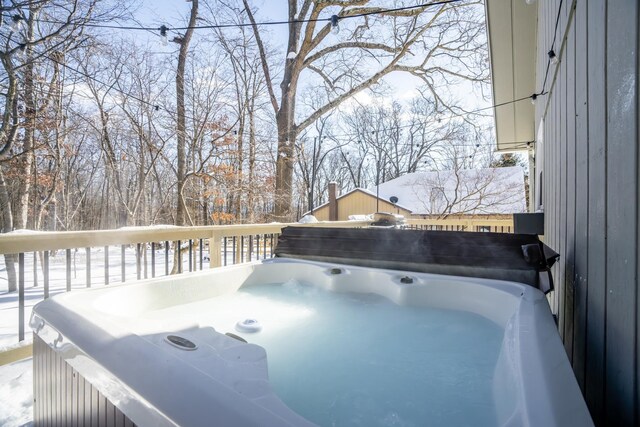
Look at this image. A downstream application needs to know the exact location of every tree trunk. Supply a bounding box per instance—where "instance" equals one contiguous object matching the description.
[137,132,146,226]
[247,100,256,223]
[234,116,244,222]
[172,0,198,274]
[274,112,296,221]
[14,15,38,230]
[266,0,300,221]
[175,0,198,227]
[0,167,16,291]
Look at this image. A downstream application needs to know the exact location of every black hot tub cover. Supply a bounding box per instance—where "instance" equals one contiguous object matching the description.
[274,227,558,294]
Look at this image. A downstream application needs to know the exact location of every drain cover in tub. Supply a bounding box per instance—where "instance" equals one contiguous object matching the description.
[165,335,198,350]
[236,319,262,333]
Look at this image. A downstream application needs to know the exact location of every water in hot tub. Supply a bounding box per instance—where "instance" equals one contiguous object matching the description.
[158,279,503,427]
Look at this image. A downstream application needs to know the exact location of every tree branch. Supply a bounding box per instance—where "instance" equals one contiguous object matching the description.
[242,0,279,114]
[303,42,398,67]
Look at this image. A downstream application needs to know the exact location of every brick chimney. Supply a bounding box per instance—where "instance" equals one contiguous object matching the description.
[328,182,338,221]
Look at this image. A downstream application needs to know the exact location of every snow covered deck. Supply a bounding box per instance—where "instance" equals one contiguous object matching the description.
[1,358,32,426]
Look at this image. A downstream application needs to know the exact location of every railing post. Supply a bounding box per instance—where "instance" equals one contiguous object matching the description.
[44,251,49,299]
[209,232,222,269]
[33,251,38,287]
[263,234,267,259]
[86,247,91,288]
[165,241,169,276]
[121,245,126,282]
[66,248,72,291]
[151,242,156,278]
[104,246,109,285]
[136,243,142,280]
[232,236,236,264]
[18,253,25,342]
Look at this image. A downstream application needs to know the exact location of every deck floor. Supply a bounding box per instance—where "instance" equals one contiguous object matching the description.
[0,357,33,426]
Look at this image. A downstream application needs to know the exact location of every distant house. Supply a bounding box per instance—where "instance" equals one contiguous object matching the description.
[310,186,413,221]
[308,166,526,221]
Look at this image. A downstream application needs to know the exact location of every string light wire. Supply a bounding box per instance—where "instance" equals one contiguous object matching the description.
[0,0,548,152]
[1,0,468,33]
[540,0,564,93]
[9,50,544,152]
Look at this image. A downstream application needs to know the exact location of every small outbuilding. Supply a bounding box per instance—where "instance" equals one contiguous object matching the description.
[310,185,412,221]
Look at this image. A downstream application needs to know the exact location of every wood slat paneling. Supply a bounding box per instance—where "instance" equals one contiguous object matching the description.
[604,1,638,424]
[33,334,136,427]
[563,13,577,361]
[637,7,640,421]
[572,0,589,392]
[559,46,567,339]
[584,1,607,423]
[536,0,639,425]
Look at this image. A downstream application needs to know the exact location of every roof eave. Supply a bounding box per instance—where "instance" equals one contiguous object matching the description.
[485,0,537,151]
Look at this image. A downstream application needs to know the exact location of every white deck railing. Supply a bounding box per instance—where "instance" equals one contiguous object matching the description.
[0,217,513,364]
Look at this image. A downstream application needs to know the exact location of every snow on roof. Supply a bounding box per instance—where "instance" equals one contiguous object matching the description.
[371,166,527,215]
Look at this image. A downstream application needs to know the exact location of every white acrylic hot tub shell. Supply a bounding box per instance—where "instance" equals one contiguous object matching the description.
[31,258,594,427]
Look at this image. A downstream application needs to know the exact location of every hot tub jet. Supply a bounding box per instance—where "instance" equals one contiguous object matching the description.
[235,318,262,333]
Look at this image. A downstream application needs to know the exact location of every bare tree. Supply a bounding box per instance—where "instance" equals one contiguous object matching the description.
[182,51,233,225]
[0,0,128,291]
[326,98,454,190]
[242,0,486,219]
[174,0,199,228]
[293,111,351,214]
[213,13,270,223]
[75,43,169,227]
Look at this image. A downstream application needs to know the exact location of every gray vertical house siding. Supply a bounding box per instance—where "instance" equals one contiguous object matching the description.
[535,0,639,425]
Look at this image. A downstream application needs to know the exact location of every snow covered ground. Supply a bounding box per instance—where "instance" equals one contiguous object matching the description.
[0,358,32,426]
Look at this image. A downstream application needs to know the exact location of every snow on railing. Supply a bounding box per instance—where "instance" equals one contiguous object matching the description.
[0,217,512,361]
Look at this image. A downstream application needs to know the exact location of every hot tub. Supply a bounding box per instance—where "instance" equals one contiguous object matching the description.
[31,258,593,427]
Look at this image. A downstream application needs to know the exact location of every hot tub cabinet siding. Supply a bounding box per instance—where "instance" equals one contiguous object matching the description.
[33,334,136,427]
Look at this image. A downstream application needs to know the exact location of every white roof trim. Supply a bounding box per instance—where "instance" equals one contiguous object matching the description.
[485,0,537,150]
